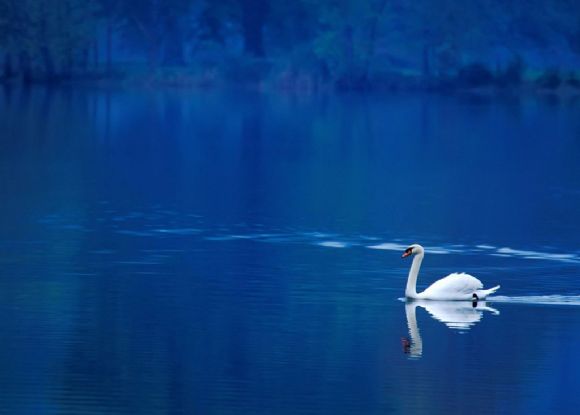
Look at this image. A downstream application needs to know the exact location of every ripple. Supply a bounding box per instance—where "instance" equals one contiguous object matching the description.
[424,247,453,255]
[89,250,116,255]
[115,230,154,237]
[115,260,164,265]
[301,232,336,238]
[496,247,580,263]
[42,212,579,266]
[367,242,407,251]
[204,235,254,241]
[317,241,348,248]
[154,228,202,235]
[490,295,580,306]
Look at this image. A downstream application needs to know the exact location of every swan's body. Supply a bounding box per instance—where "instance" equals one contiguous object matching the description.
[402,244,500,301]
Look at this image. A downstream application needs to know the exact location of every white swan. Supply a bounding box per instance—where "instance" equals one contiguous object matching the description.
[402,244,500,300]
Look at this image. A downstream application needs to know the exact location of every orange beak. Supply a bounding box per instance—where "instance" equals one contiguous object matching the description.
[402,251,411,258]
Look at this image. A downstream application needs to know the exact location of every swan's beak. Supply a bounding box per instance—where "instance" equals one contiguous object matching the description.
[402,251,411,258]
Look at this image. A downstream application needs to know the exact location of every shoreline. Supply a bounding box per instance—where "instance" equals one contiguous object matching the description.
[2,70,580,99]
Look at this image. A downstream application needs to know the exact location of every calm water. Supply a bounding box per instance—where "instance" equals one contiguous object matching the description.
[0,86,579,414]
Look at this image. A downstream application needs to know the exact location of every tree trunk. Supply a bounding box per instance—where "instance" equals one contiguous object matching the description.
[341,25,355,88]
[3,52,13,79]
[106,19,113,73]
[146,43,162,69]
[162,16,185,66]
[363,0,388,84]
[19,51,32,84]
[93,39,99,69]
[241,0,267,57]
[422,45,431,79]
[64,49,74,79]
[40,46,56,80]
[81,48,89,71]
[130,15,161,69]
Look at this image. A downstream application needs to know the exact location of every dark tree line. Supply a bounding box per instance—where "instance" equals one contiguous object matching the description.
[1,0,580,87]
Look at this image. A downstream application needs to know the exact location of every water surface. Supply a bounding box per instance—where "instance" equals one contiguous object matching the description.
[1,87,579,414]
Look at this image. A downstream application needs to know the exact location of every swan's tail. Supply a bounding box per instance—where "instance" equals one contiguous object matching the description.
[479,285,501,298]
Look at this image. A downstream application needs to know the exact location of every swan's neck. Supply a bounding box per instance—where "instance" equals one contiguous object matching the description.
[405,253,424,298]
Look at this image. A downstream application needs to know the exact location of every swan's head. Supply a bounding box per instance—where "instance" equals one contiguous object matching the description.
[402,244,424,258]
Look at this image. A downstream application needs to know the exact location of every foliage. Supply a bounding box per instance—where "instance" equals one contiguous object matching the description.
[306,0,390,88]
[456,63,494,87]
[0,0,99,79]
[117,0,202,66]
[2,0,580,88]
[495,56,525,87]
[536,69,562,89]
[565,72,580,89]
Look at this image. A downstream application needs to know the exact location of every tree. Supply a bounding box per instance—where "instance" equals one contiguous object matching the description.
[0,0,98,81]
[306,0,391,88]
[238,0,269,57]
[97,0,122,72]
[118,0,200,67]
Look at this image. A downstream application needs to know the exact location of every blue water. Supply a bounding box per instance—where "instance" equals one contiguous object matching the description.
[0,87,579,414]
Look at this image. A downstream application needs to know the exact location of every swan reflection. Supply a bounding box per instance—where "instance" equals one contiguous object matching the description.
[403,300,499,359]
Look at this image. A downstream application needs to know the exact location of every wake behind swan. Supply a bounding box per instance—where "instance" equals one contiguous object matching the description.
[487,295,580,306]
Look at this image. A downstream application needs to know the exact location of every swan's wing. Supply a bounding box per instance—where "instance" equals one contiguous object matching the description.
[421,273,483,300]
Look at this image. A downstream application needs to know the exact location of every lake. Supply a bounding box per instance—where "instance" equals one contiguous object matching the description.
[0,86,579,414]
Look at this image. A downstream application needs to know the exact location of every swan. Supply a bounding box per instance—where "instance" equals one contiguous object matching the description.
[402,244,500,300]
